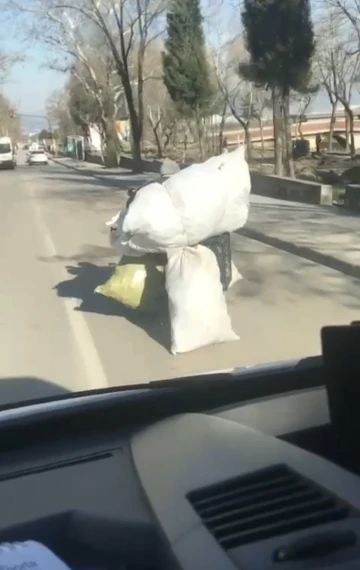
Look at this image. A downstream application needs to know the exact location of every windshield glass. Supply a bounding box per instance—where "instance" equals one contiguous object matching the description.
[0,144,11,154]
[0,0,359,409]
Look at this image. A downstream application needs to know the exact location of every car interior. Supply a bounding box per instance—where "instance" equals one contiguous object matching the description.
[0,322,359,570]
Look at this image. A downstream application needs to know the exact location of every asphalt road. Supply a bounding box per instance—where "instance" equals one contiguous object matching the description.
[1,152,360,405]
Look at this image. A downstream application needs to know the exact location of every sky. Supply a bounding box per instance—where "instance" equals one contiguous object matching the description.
[1,0,360,132]
[3,47,65,117]
[0,7,65,132]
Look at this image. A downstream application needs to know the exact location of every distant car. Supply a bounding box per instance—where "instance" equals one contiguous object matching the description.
[28,150,48,166]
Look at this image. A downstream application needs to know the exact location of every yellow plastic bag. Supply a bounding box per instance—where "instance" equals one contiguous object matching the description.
[95,255,166,312]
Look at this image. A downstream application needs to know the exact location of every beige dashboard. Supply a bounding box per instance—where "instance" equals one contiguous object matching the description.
[131,413,360,570]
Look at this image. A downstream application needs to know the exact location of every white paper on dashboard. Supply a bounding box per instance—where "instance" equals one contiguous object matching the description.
[0,540,72,570]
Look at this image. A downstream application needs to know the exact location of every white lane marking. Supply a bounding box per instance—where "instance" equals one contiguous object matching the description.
[25,178,109,391]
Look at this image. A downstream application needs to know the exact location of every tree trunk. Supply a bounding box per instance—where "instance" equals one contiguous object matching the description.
[328,101,337,152]
[298,118,304,139]
[99,140,105,165]
[104,124,121,168]
[349,112,355,158]
[282,89,295,178]
[182,121,189,163]
[195,106,204,160]
[163,121,176,153]
[204,117,211,157]
[147,106,163,158]
[244,125,252,161]
[153,130,163,158]
[279,96,287,173]
[344,106,356,158]
[345,114,350,153]
[122,73,142,169]
[218,101,227,154]
[272,86,283,176]
[258,116,265,150]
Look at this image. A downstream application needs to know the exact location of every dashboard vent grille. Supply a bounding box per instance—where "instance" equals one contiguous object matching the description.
[188,464,351,550]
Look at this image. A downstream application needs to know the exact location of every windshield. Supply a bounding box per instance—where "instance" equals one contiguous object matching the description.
[0,0,359,409]
[0,144,11,154]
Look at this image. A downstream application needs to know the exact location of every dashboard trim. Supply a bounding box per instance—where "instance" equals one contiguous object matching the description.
[0,356,322,426]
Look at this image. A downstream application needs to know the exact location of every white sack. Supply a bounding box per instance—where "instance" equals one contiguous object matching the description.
[118,146,251,254]
[106,210,143,258]
[162,145,251,241]
[166,245,239,354]
[121,182,184,253]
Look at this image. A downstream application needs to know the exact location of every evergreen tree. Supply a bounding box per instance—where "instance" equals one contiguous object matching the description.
[241,0,315,93]
[241,0,316,176]
[163,0,213,157]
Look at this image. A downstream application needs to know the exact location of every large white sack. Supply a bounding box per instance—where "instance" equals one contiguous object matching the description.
[105,209,144,257]
[119,146,251,254]
[162,145,251,243]
[121,182,184,253]
[166,245,239,354]
[106,209,125,248]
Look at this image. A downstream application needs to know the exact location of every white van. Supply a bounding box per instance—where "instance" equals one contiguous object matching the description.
[0,137,16,170]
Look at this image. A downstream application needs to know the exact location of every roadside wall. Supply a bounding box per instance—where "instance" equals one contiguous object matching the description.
[89,153,333,206]
[250,172,333,206]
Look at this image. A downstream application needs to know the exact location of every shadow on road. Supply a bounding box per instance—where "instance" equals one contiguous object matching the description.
[42,173,153,192]
[0,376,71,408]
[39,244,115,263]
[54,262,171,350]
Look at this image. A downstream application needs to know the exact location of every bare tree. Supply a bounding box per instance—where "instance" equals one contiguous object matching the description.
[212,35,259,160]
[315,10,360,156]
[0,49,23,84]
[291,92,313,140]
[69,52,126,166]
[0,93,21,138]
[7,1,127,165]
[211,28,272,160]
[326,0,360,47]
[46,89,79,144]
[8,0,166,166]
[251,88,272,151]
[141,39,177,158]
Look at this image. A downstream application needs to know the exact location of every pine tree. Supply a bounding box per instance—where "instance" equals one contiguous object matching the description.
[163,0,213,157]
[241,0,316,176]
[242,0,315,92]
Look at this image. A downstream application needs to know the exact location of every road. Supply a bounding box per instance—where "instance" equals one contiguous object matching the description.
[1,151,360,405]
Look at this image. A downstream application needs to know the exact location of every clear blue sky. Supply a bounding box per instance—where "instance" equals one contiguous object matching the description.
[3,47,65,115]
[0,9,66,130]
[1,0,360,125]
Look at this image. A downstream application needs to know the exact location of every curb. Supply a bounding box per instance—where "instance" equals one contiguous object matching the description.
[51,157,106,181]
[51,157,156,181]
[239,227,360,280]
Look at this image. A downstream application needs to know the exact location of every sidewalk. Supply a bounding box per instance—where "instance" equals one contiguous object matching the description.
[243,195,360,278]
[52,156,129,177]
[53,156,360,279]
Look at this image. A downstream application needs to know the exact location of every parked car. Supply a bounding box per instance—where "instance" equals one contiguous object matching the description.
[0,136,16,170]
[28,150,48,166]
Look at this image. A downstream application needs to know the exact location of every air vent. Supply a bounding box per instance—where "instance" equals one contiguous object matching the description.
[188,464,352,550]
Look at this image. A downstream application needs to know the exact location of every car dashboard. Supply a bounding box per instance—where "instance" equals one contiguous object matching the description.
[0,357,359,570]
